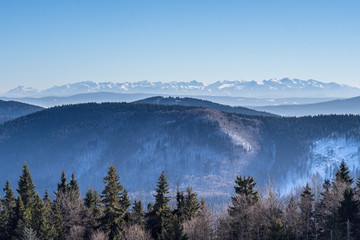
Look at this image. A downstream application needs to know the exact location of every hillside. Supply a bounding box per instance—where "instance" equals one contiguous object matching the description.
[0,103,359,205]
[0,100,43,123]
[134,96,277,117]
[253,96,360,116]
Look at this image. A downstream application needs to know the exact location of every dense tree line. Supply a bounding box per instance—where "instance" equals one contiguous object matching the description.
[1,160,360,239]
[0,163,208,240]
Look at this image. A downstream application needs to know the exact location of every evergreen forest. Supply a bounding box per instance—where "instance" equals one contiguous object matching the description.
[1,160,360,240]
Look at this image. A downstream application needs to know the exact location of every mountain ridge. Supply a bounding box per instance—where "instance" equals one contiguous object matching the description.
[253,96,360,116]
[5,78,360,98]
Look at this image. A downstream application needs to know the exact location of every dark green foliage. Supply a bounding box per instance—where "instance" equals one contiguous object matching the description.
[335,160,354,185]
[337,188,360,239]
[284,197,298,239]
[174,188,186,222]
[233,175,259,203]
[147,171,172,239]
[99,163,129,240]
[0,180,16,239]
[130,199,145,226]
[52,204,65,240]
[267,218,286,240]
[17,163,36,209]
[84,188,101,218]
[160,216,188,240]
[32,193,55,240]
[184,187,199,220]
[299,183,315,240]
[14,196,32,239]
[69,172,79,195]
[56,170,69,195]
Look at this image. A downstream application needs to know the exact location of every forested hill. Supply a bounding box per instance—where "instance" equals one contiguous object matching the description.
[134,96,277,117]
[0,102,359,205]
[0,100,43,123]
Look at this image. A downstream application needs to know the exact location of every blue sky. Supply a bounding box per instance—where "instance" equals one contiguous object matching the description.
[0,0,359,92]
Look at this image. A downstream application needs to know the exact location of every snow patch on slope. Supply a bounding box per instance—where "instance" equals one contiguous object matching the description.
[282,136,360,195]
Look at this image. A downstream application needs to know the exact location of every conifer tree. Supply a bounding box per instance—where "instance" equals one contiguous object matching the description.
[174,188,186,222]
[131,199,145,226]
[14,196,32,238]
[69,172,80,196]
[99,163,128,240]
[267,217,286,240]
[337,188,360,239]
[84,188,101,218]
[56,170,69,196]
[184,187,199,220]
[160,216,188,240]
[284,197,298,239]
[299,183,315,240]
[335,160,353,185]
[228,175,259,239]
[233,175,259,203]
[32,193,55,240]
[52,204,65,240]
[17,163,36,209]
[120,188,131,222]
[0,180,16,239]
[147,170,172,239]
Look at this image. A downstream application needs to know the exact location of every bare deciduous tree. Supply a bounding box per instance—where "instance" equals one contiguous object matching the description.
[122,224,153,240]
[90,230,108,240]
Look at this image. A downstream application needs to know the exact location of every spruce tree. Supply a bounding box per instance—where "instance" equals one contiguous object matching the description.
[147,170,172,239]
[84,188,101,218]
[56,170,69,196]
[160,216,188,240]
[228,175,259,239]
[233,175,259,203]
[99,163,128,240]
[184,187,199,220]
[69,172,80,196]
[174,188,186,222]
[52,204,65,240]
[17,163,36,209]
[335,160,353,185]
[267,217,286,240]
[337,188,360,239]
[299,183,315,240]
[14,196,32,238]
[131,199,145,226]
[0,180,16,239]
[32,193,55,240]
[285,197,298,239]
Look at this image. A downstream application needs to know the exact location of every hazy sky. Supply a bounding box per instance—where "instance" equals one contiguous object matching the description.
[0,0,359,92]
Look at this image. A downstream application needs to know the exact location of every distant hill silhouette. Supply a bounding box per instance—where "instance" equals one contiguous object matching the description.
[0,100,43,123]
[253,96,360,116]
[134,96,278,117]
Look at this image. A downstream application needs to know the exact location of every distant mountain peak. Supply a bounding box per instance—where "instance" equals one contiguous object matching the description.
[4,78,359,98]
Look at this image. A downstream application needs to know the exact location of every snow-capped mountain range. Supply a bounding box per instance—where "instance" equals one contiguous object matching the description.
[5,78,360,98]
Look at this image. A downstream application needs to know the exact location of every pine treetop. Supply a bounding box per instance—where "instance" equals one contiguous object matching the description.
[335,159,354,184]
[17,163,36,209]
[57,170,69,194]
[69,172,79,194]
[233,175,259,203]
[154,170,171,212]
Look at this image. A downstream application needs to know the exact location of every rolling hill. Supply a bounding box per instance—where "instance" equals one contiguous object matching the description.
[134,96,277,117]
[0,103,359,206]
[0,100,43,123]
[253,96,360,116]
